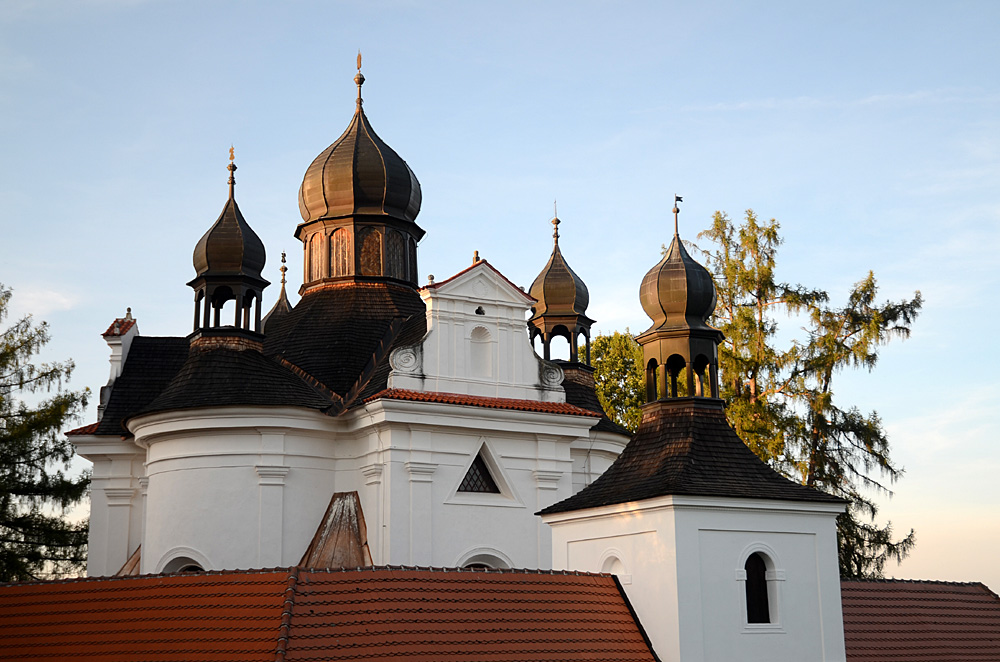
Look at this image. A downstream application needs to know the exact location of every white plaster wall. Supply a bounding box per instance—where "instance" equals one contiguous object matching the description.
[71,435,145,577]
[127,398,610,576]
[545,495,846,662]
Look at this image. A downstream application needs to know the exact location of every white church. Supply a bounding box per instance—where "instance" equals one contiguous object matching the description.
[22,65,852,661]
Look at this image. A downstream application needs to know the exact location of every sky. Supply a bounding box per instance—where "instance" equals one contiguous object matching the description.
[2,1,998,589]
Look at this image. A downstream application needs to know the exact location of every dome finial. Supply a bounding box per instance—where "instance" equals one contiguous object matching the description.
[227,146,237,199]
[673,195,683,236]
[279,250,287,288]
[354,51,365,108]
[551,214,560,245]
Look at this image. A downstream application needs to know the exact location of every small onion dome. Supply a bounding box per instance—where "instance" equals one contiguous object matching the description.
[528,218,590,320]
[191,163,266,281]
[262,252,292,334]
[639,234,717,332]
[297,74,421,228]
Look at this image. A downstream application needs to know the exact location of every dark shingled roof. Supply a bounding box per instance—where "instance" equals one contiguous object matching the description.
[94,336,189,436]
[138,347,334,417]
[264,282,426,398]
[557,362,631,437]
[841,579,1000,662]
[540,398,842,515]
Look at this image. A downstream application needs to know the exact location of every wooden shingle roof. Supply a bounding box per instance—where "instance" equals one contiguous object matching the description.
[540,398,842,515]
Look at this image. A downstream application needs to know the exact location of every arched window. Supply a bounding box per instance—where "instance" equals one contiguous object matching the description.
[408,237,418,282]
[387,229,406,280]
[330,228,352,277]
[162,556,204,574]
[745,552,770,623]
[358,227,383,276]
[308,233,324,281]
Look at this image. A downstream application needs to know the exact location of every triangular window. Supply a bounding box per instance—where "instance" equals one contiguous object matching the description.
[459,454,500,493]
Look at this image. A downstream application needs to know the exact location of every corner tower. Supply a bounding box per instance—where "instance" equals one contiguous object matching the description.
[637,197,722,400]
[296,55,424,291]
[527,215,594,363]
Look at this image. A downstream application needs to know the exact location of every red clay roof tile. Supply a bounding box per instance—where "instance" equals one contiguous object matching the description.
[841,579,1000,662]
[0,567,655,662]
[364,388,602,417]
[65,421,100,436]
[102,318,137,337]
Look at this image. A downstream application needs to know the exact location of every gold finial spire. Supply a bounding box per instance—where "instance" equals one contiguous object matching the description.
[551,215,561,244]
[227,146,237,199]
[354,51,365,108]
[673,195,683,236]
[280,251,287,287]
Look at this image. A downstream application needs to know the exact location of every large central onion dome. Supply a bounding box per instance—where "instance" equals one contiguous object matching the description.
[297,71,422,228]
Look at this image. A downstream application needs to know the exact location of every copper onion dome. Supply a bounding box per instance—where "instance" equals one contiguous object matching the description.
[638,232,716,333]
[529,217,590,320]
[297,69,422,230]
[191,160,266,282]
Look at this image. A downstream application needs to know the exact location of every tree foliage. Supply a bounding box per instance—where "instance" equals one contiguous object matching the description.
[590,330,645,432]
[700,210,921,578]
[0,284,90,581]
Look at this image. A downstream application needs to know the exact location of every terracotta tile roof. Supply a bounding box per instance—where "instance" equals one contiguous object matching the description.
[0,567,657,662]
[540,398,842,515]
[365,388,603,418]
[65,421,100,436]
[841,579,1000,662]
[422,259,536,302]
[0,569,292,661]
[102,317,137,337]
[284,568,656,662]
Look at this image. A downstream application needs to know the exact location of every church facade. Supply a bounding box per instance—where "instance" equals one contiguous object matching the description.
[63,64,848,661]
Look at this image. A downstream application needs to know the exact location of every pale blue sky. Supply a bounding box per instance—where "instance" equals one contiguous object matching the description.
[2,1,998,587]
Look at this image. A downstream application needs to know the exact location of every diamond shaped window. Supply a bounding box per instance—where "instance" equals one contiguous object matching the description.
[459,454,500,493]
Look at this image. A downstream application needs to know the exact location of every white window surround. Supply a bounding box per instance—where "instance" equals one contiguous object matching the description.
[600,548,632,585]
[735,542,785,633]
[455,546,513,569]
[157,546,212,574]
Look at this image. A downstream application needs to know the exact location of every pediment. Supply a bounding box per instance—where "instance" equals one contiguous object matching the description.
[425,260,535,308]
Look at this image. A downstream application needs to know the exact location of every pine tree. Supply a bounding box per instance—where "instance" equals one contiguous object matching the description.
[0,284,90,581]
[698,211,920,578]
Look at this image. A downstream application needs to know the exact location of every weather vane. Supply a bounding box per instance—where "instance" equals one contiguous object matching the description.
[673,195,683,235]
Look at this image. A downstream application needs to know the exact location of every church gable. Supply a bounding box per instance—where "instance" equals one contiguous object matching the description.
[388,259,565,401]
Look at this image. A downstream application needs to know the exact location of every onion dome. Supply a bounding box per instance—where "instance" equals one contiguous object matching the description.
[527,215,594,364]
[635,198,722,401]
[638,232,716,334]
[187,154,269,334]
[297,69,422,230]
[192,161,266,281]
[529,217,590,319]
